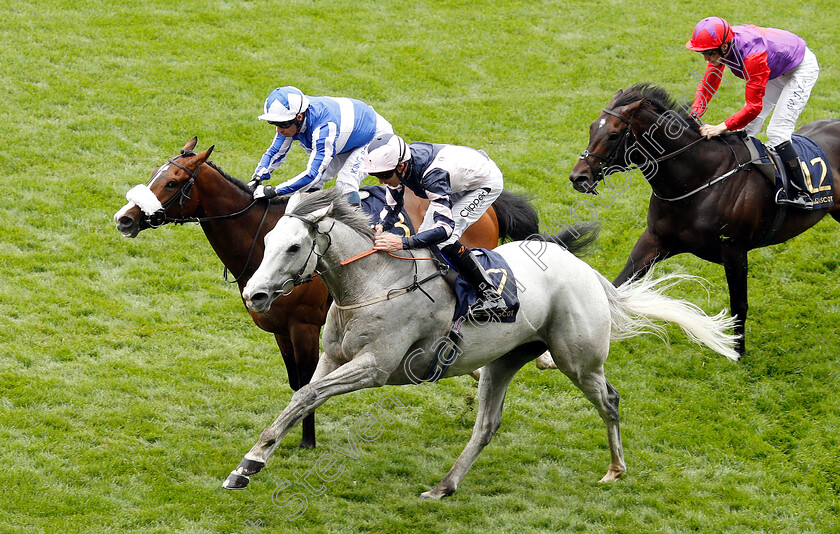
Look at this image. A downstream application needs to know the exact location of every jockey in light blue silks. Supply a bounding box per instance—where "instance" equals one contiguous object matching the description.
[250,86,393,205]
[363,133,507,317]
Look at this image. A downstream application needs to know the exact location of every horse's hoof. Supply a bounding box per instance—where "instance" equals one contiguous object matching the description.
[419,486,454,499]
[297,440,316,450]
[599,469,624,482]
[222,471,250,490]
[237,457,266,476]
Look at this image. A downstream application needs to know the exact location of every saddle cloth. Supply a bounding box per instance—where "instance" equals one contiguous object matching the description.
[748,134,834,210]
[359,185,415,237]
[452,249,520,323]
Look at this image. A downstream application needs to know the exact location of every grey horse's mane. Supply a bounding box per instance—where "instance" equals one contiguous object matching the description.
[291,188,374,241]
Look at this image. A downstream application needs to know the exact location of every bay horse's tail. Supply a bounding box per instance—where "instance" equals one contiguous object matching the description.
[492,190,540,242]
[596,271,740,361]
[522,221,600,258]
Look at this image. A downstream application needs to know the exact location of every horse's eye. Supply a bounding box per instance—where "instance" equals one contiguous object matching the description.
[166,180,178,188]
[607,132,620,141]
[288,244,301,254]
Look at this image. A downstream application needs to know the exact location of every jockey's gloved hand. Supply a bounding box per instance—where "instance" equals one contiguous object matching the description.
[253,184,278,200]
[246,176,262,192]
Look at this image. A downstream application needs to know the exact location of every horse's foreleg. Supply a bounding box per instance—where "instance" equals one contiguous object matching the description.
[420,354,530,499]
[222,352,385,490]
[614,230,669,286]
[722,246,749,357]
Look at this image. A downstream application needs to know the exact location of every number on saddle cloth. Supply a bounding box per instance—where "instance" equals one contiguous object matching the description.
[359,185,415,236]
[452,249,520,323]
[747,135,835,210]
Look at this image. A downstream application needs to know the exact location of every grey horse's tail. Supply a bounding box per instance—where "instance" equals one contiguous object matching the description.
[595,270,740,360]
[521,221,600,258]
[492,190,540,242]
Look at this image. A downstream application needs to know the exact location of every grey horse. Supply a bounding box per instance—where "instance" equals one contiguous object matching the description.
[226,188,738,498]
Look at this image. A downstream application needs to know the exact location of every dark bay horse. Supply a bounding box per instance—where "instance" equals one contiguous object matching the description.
[570,83,840,356]
[114,137,540,447]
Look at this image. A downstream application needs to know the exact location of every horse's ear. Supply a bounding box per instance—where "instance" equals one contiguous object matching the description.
[183,137,198,152]
[308,203,334,223]
[286,191,304,213]
[616,98,645,119]
[195,144,214,162]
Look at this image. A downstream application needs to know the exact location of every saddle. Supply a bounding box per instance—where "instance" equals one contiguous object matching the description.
[421,248,521,383]
[744,134,835,210]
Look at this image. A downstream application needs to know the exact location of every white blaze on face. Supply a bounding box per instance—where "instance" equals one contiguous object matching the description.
[598,118,606,129]
[148,164,170,187]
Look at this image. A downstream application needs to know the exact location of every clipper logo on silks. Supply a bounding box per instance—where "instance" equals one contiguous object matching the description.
[459,188,492,217]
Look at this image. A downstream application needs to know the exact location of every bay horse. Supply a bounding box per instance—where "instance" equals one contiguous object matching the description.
[113,137,540,448]
[224,188,738,497]
[570,83,840,356]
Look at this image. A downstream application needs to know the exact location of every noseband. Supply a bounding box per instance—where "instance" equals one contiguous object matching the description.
[578,108,634,183]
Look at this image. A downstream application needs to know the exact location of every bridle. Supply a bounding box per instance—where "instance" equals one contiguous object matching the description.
[578,108,635,183]
[578,106,706,184]
[578,102,755,202]
[144,151,201,228]
[274,212,336,295]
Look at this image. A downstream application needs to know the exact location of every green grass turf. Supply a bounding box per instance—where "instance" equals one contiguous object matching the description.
[1,1,838,532]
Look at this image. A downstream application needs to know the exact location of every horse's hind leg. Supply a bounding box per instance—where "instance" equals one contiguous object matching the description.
[275,329,318,449]
[721,245,749,357]
[420,350,533,499]
[289,323,322,449]
[596,377,624,481]
[550,343,625,482]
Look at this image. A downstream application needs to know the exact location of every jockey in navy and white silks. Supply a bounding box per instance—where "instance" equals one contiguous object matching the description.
[251,86,393,204]
[363,133,506,317]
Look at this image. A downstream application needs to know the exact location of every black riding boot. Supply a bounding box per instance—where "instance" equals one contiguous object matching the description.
[775,140,814,208]
[441,241,507,317]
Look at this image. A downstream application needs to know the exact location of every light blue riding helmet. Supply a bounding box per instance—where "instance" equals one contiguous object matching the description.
[258,86,310,122]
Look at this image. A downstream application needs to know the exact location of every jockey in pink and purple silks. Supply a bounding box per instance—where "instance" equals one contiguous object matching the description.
[687,16,820,207]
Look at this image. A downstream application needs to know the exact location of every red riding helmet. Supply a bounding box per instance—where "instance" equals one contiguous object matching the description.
[686,16,733,52]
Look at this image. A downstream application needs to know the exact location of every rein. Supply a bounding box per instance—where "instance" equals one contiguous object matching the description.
[651,136,763,202]
[143,152,263,226]
[331,249,441,310]
[281,212,442,309]
[223,203,271,284]
[581,107,760,202]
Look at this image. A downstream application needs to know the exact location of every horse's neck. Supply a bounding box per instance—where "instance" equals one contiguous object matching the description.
[195,170,280,282]
[316,220,434,306]
[636,114,733,196]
